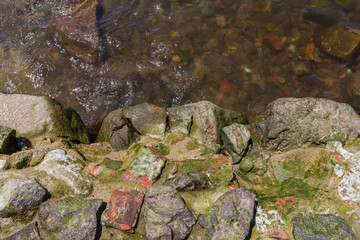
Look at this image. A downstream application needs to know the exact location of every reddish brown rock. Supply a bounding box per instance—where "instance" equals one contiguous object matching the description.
[263,34,285,52]
[101,189,145,231]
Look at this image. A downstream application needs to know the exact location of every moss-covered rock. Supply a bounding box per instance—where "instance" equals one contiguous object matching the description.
[235,143,270,176]
[0,93,89,143]
[251,98,360,151]
[292,212,357,240]
[164,171,214,191]
[3,222,41,240]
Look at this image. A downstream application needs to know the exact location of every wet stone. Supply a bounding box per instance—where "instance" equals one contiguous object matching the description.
[291,212,357,240]
[38,197,103,240]
[35,149,92,196]
[101,189,145,231]
[143,185,196,240]
[164,171,214,191]
[198,188,256,240]
[3,222,41,240]
[0,126,16,154]
[0,179,47,217]
[124,147,167,186]
[221,123,251,164]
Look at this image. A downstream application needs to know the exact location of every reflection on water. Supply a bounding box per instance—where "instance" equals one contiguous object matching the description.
[1,0,360,134]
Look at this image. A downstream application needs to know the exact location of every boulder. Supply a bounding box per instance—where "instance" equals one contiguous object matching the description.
[96,103,166,151]
[8,151,33,169]
[0,126,16,154]
[3,222,41,240]
[101,189,145,231]
[143,185,196,240]
[124,147,167,186]
[0,179,47,217]
[198,188,256,240]
[235,143,270,176]
[168,101,248,152]
[252,98,360,151]
[221,123,251,163]
[38,197,103,240]
[35,149,92,196]
[0,93,89,143]
[164,171,214,191]
[291,212,357,240]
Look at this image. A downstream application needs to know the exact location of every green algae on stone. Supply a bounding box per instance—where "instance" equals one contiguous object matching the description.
[165,132,187,145]
[165,171,214,191]
[102,157,123,170]
[235,143,270,176]
[292,212,357,240]
[221,123,250,163]
[155,143,170,155]
[3,222,41,240]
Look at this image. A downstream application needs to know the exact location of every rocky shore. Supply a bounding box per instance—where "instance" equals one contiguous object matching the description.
[0,93,360,240]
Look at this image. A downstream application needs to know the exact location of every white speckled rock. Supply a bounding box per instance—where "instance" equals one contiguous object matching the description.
[35,149,92,196]
[0,159,9,171]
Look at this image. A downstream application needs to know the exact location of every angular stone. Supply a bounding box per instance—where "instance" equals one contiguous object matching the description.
[168,101,248,152]
[35,149,92,196]
[124,147,166,186]
[3,222,41,240]
[102,157,123,170]
[252,98,360,151]
[236,144,270,176]
[0,179,47,217]
[9,151,33,169]
[0,93,89,143]
[198,188,256,240]
[101,189,145,231]
[165,171,214,191]
[144,186,196,240]
[271,161,294,184]
[291,212,357,240]
[39,197,103,240]
[0,159,9,171]
[0,126,16,154]
[221,123,251,163]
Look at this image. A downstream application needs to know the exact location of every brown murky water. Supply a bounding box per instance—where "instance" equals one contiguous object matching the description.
[1,0,360,135]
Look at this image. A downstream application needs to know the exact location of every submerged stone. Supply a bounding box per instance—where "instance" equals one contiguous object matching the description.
[101,189,145,231]
[0,179,47,217]
[198,188,256,240]
[164,171,214,191]
[3,222,41,240]
[124,147,167,186]
[252,98,360,151]
[221,123,251,163]
[0,126,16,154]
[168,101,248,152]
[35,149,92,196]
[143,185,196,240]
[291,212,357,240]
[39,197,103,240]
[0,93,89,143]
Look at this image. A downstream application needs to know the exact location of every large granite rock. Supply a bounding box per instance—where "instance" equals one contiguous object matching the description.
[221,123,251,163]
[291,212,357,240]
[3,222,41,240]
[97,103,167,151]
[0,126,16,154]
[168,101,248,152]
[124,147,167,186]
[0,179,47,217]
[35,149,92,196]
[143,186,196,240]
[164,171,213,191]
[252,98,360,151]
[198,188,256,240]
[101,189,145,231]
[38,197,103,240]
[0,93,89,143]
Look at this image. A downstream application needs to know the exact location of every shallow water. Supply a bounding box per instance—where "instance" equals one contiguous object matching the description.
[1,0,360,135]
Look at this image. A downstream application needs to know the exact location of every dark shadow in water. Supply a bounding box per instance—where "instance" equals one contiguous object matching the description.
[96,4,108,63]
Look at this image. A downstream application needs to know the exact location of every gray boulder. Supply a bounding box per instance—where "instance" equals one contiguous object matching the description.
[0,179,47,217]
[291,212,357,240]
[0,93,89,143]
[221,123,251,163]
[168,101,248,152]
[143,185,196,240]
[8,151,33,169]
[38,197,103,240]
[234,143,270,176]
[164,171,214,191]
[0,126,16,154]
[35,149,92,196]
[252,97,360,151]
[198,188,256,240]
[3,222,41,240]
[97,103,166,151]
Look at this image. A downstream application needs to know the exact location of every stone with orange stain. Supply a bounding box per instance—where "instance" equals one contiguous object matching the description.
[101,189,145,231]
[219,78,231,94]
[304,42,315,55]
[87,162,103,177]
[263,34,285,52]
[268,227,290,240]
